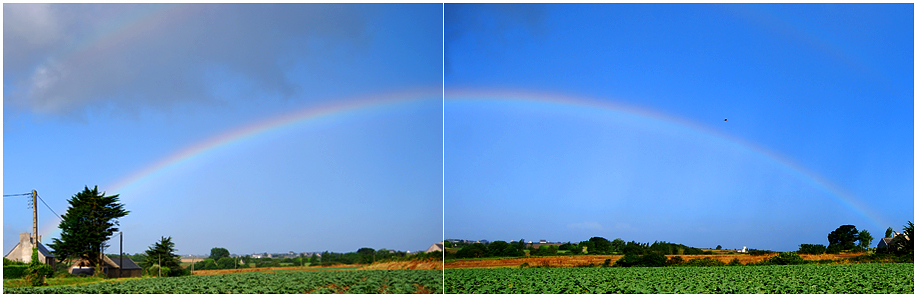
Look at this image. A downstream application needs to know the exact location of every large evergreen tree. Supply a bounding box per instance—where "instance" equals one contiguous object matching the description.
[48,186,129,272]
[827,225,859,252]
[143,236,183,277]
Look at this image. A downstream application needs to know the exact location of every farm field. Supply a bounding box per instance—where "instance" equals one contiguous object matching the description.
[444,263,914,294]
[445,252,867,269]
[4,269,444,294]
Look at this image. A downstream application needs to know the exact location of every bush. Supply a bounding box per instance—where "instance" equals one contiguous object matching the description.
[768,252,805,265]
[4,265,29,279]
[727,258,742,266]
[614,252,666,267]
[798,244,827,255]
[614,254,641,267]
[4,258,26,266]
[666,256,685,266]
[747,249,777,256]
[680,257,725,267]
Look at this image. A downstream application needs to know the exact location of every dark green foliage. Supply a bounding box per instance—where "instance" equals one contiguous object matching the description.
[858,230,873,249]
[4,258,26,266]
[893,221,913,258]
[578,241,595,254]
[665,256,685,266]
[589,237,613,254]
[455,243,486,258]
[680,257,726,267]
[798,244,827,255]
[142,236,183,277]
[610,238,625,254]
[614,254,641,267]
[886,227,895,238]
[48,186,129,271]
[828,225,859,252]
[485,241,510,257]
[648,241,704,255]
[216,257,236,269]
[25,247,54,286]
[614,252,666,267]
[529,245,558,256]
[209,247,230,260]
[767,252,805,265]
[621,241,644,255]
[4,265,29,279]
[601,259,612,268]
[444,241,454,248]
[727,258,742,266]
[747,249,777,256]
[557,242,577,251]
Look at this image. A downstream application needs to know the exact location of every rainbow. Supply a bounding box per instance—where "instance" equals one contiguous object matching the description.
[445,89,889,231]
[36,89,440,241]
[106,89,441,194]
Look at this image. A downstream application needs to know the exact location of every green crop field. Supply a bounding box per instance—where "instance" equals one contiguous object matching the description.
[4,269,443,294]
[445,263,914,294]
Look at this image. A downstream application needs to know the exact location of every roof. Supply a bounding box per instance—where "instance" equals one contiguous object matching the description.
[109,257,142,270]
[36,242,54,258]
[72,255,141,270]
[4,241,55,259]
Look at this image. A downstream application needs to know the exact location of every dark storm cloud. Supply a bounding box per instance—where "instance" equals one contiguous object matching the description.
[4,4,371,117]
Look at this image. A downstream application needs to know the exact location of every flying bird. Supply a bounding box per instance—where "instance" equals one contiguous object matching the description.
[724,118,728,122]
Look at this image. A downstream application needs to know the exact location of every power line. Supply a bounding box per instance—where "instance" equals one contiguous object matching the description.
[3,193,31,197]
[36,193,64,222]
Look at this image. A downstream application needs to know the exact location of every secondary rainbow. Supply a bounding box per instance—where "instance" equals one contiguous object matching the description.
[445,88,889,231]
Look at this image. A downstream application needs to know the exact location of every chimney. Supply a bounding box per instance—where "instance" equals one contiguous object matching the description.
[20,233,29,244]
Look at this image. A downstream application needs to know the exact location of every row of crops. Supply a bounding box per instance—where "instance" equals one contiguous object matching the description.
[4,269,443,294]
[445,263,914,294]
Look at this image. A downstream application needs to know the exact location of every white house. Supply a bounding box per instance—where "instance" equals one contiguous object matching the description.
[4,232,55,267]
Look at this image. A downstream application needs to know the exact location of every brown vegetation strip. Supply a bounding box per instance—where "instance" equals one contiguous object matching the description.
[444,252,867,269]
[359,260,443,270]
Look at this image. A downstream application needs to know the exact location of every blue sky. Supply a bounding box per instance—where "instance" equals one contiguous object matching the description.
[4,4,443,255]
[445,4,913,252]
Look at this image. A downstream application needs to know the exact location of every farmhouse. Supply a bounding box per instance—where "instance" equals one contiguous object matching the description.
[426,242,445,253]
[4,232,56,267]
[877,232,908,253]
[69,255,142,278]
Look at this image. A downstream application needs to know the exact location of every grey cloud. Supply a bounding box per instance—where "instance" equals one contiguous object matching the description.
[4,4,371,117]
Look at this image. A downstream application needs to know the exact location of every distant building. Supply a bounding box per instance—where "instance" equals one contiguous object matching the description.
[70,255,141,278]
[878,232,909,253]
[426,242,445,253]
[539,240,548,244]
[4,233,55,267]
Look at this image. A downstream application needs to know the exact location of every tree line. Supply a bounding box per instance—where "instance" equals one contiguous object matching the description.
[448,237,711,259]
[26,185,442,284]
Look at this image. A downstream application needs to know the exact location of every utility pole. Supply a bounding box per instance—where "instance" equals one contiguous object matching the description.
[158,256,161,277]
[191,255,194,275]
[31,190,38,245]
[120,232,123,278]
